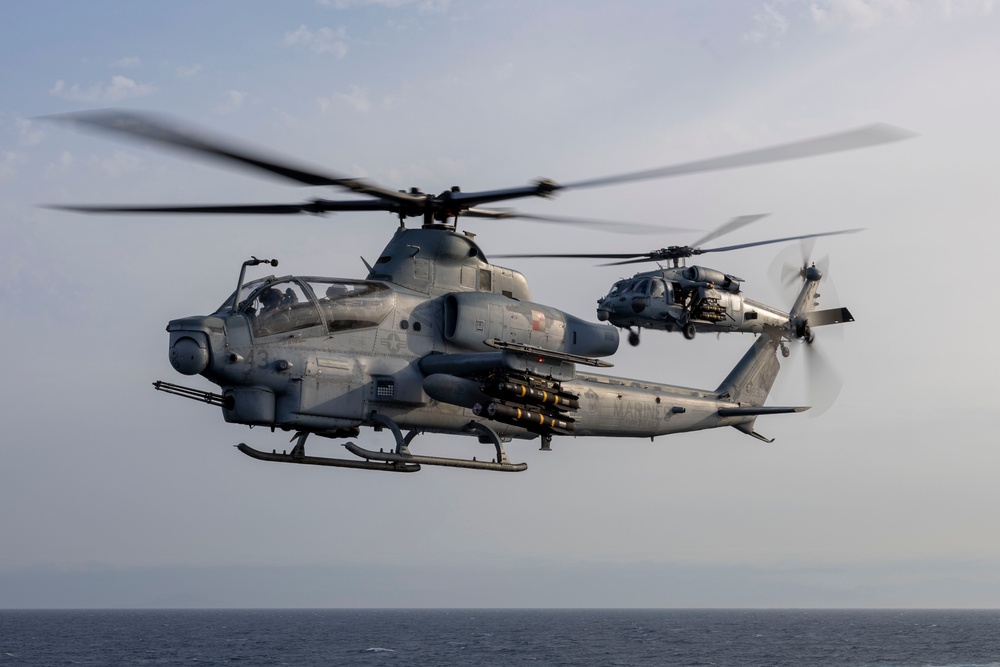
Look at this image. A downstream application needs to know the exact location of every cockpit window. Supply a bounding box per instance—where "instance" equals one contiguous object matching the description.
[609,280,629,296]
[306,280,395,332]
[242,280,322,337]
[215,277,271,314]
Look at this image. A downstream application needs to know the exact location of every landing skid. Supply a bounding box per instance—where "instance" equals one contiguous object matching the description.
[236,442,420,472]
[236,413,528,473]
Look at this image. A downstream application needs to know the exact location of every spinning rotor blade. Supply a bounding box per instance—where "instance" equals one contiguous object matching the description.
[701,228,862,255]
[496,223,862,266]
[802,336,844,417]
[690,214,769,248]
[43,109,421,206]
[42,198,398,216]
[44,110,915,226]
[463,208,694,234]
[561,124,916,191]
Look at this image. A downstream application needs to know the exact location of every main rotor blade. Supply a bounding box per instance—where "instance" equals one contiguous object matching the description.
[464,207,694,234]
[561,124,916,191]
[690,214,769,248]
[43,109,421,206]
[493,251,651,260]
[42,198,399,215]
[699,228,863,254]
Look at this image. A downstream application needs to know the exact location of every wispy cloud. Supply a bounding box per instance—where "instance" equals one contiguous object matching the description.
[15,118,44,147]
[176,64,204,79]
[282,25,349,57]
[939,0,994,18]
[215,90,248,115]
[0,150,19,180]
[808,0,993,31]
[42,150,75,179]
[94,150,142,178]
[744,2,791,45]
[317,0,451,10]
[110,56,141,69]
[50,76,155,102]
[319,84,372,113]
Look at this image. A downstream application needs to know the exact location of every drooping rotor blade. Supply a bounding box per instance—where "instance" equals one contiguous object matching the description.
[42,198,399,216]
[699,228,863,255]
[42,109,422,207]
[560,124,916,191]
[464,207,694,234]
[690,214,770,248]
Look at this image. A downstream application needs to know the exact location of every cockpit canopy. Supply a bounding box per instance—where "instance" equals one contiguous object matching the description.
[607,277,669,299]
[216,277,395,338]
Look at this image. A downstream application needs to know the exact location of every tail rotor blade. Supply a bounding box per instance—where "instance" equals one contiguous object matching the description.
[803,338,844,417]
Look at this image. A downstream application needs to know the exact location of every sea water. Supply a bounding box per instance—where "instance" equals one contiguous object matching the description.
[1,609,998,666]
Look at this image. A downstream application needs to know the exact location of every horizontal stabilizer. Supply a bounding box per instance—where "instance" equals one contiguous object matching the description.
[807,306,854,327]
[718,406,809,417]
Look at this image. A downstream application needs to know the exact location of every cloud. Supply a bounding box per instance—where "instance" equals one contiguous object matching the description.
[93,150,142,178]
[337,84,372,113]
[110,56,141,68]
[807,0,992,30]
[745,3,791,45]
[317,0,451,10]
[0,151,19,180]
[939,0,995,17]
[215,90,248,115]
[42,151,75,179]
[282,25,349,57]
[50,76,155,102]
[176,64,204,79]
[15,118,44,147]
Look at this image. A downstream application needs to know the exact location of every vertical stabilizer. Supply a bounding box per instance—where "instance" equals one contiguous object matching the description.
[715,334,781,407]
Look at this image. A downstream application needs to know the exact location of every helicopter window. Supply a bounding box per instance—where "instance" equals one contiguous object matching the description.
[243,280,322,338]
[633,278,650,295]
[307,280,395,333]
[215,277,271,313]
[609,280,629,296]
[649,279,665,298]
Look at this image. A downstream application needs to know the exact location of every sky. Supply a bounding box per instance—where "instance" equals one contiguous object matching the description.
[1,0,999,608]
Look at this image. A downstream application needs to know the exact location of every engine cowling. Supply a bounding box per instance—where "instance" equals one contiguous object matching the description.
[442,292,618,357]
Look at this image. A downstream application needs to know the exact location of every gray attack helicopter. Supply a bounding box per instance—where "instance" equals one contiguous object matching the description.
[46,110,913,473]
[496,213,858,350]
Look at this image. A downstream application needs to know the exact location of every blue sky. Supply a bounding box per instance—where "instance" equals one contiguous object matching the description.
[2,0,1000,608]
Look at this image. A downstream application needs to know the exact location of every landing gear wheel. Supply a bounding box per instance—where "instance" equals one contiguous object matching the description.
[628,329,640,347]
[682,323,696,340]
[780,344,790,358]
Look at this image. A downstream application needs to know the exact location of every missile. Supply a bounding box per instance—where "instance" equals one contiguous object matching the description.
[482,381,580,410]
[473,402,575,434]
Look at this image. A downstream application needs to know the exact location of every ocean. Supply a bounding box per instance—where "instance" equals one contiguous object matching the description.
[1,609,998,666]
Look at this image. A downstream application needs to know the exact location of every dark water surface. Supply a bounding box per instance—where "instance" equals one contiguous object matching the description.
[1,609,998,666]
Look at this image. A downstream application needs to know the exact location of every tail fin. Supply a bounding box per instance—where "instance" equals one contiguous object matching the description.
[716,333,807,442]
[716,333,782,406]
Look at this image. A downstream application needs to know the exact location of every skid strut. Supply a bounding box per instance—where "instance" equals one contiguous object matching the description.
[237,432,420,473]
[345,413,527,472]
[236,414,527,473]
